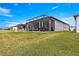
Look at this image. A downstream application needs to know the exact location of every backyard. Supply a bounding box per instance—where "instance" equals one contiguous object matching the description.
[0,30,79,56]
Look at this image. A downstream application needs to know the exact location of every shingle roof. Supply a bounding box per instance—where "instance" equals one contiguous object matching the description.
[13,24,25,27]
[26,15,69,25]
[50,16,69,25]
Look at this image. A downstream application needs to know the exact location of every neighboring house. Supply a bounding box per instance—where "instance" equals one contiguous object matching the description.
[74,14,79,33]
[12,15,70,32]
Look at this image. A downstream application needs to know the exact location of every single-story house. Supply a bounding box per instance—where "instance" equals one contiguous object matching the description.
[12,15,70,32]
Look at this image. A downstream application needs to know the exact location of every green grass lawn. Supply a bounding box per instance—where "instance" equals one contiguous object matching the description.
[0,30,79,56]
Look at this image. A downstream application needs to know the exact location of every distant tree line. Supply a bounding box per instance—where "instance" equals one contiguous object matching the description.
[0,28,10,30]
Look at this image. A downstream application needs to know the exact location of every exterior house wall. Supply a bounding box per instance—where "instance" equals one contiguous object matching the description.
[64,24,70,31]
[17,28,25,32]
[27,21,39,31]
[49,19,55,31]
[55,20,69,31]
[12,25,25,32]
[12,26,18,32]
[73,15,79,33]
[25,17,55,31]
[75,16,79,32]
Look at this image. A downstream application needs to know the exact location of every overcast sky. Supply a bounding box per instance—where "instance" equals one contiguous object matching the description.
[0,3,78,28]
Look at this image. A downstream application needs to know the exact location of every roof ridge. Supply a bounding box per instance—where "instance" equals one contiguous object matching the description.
[26,14,48,22]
